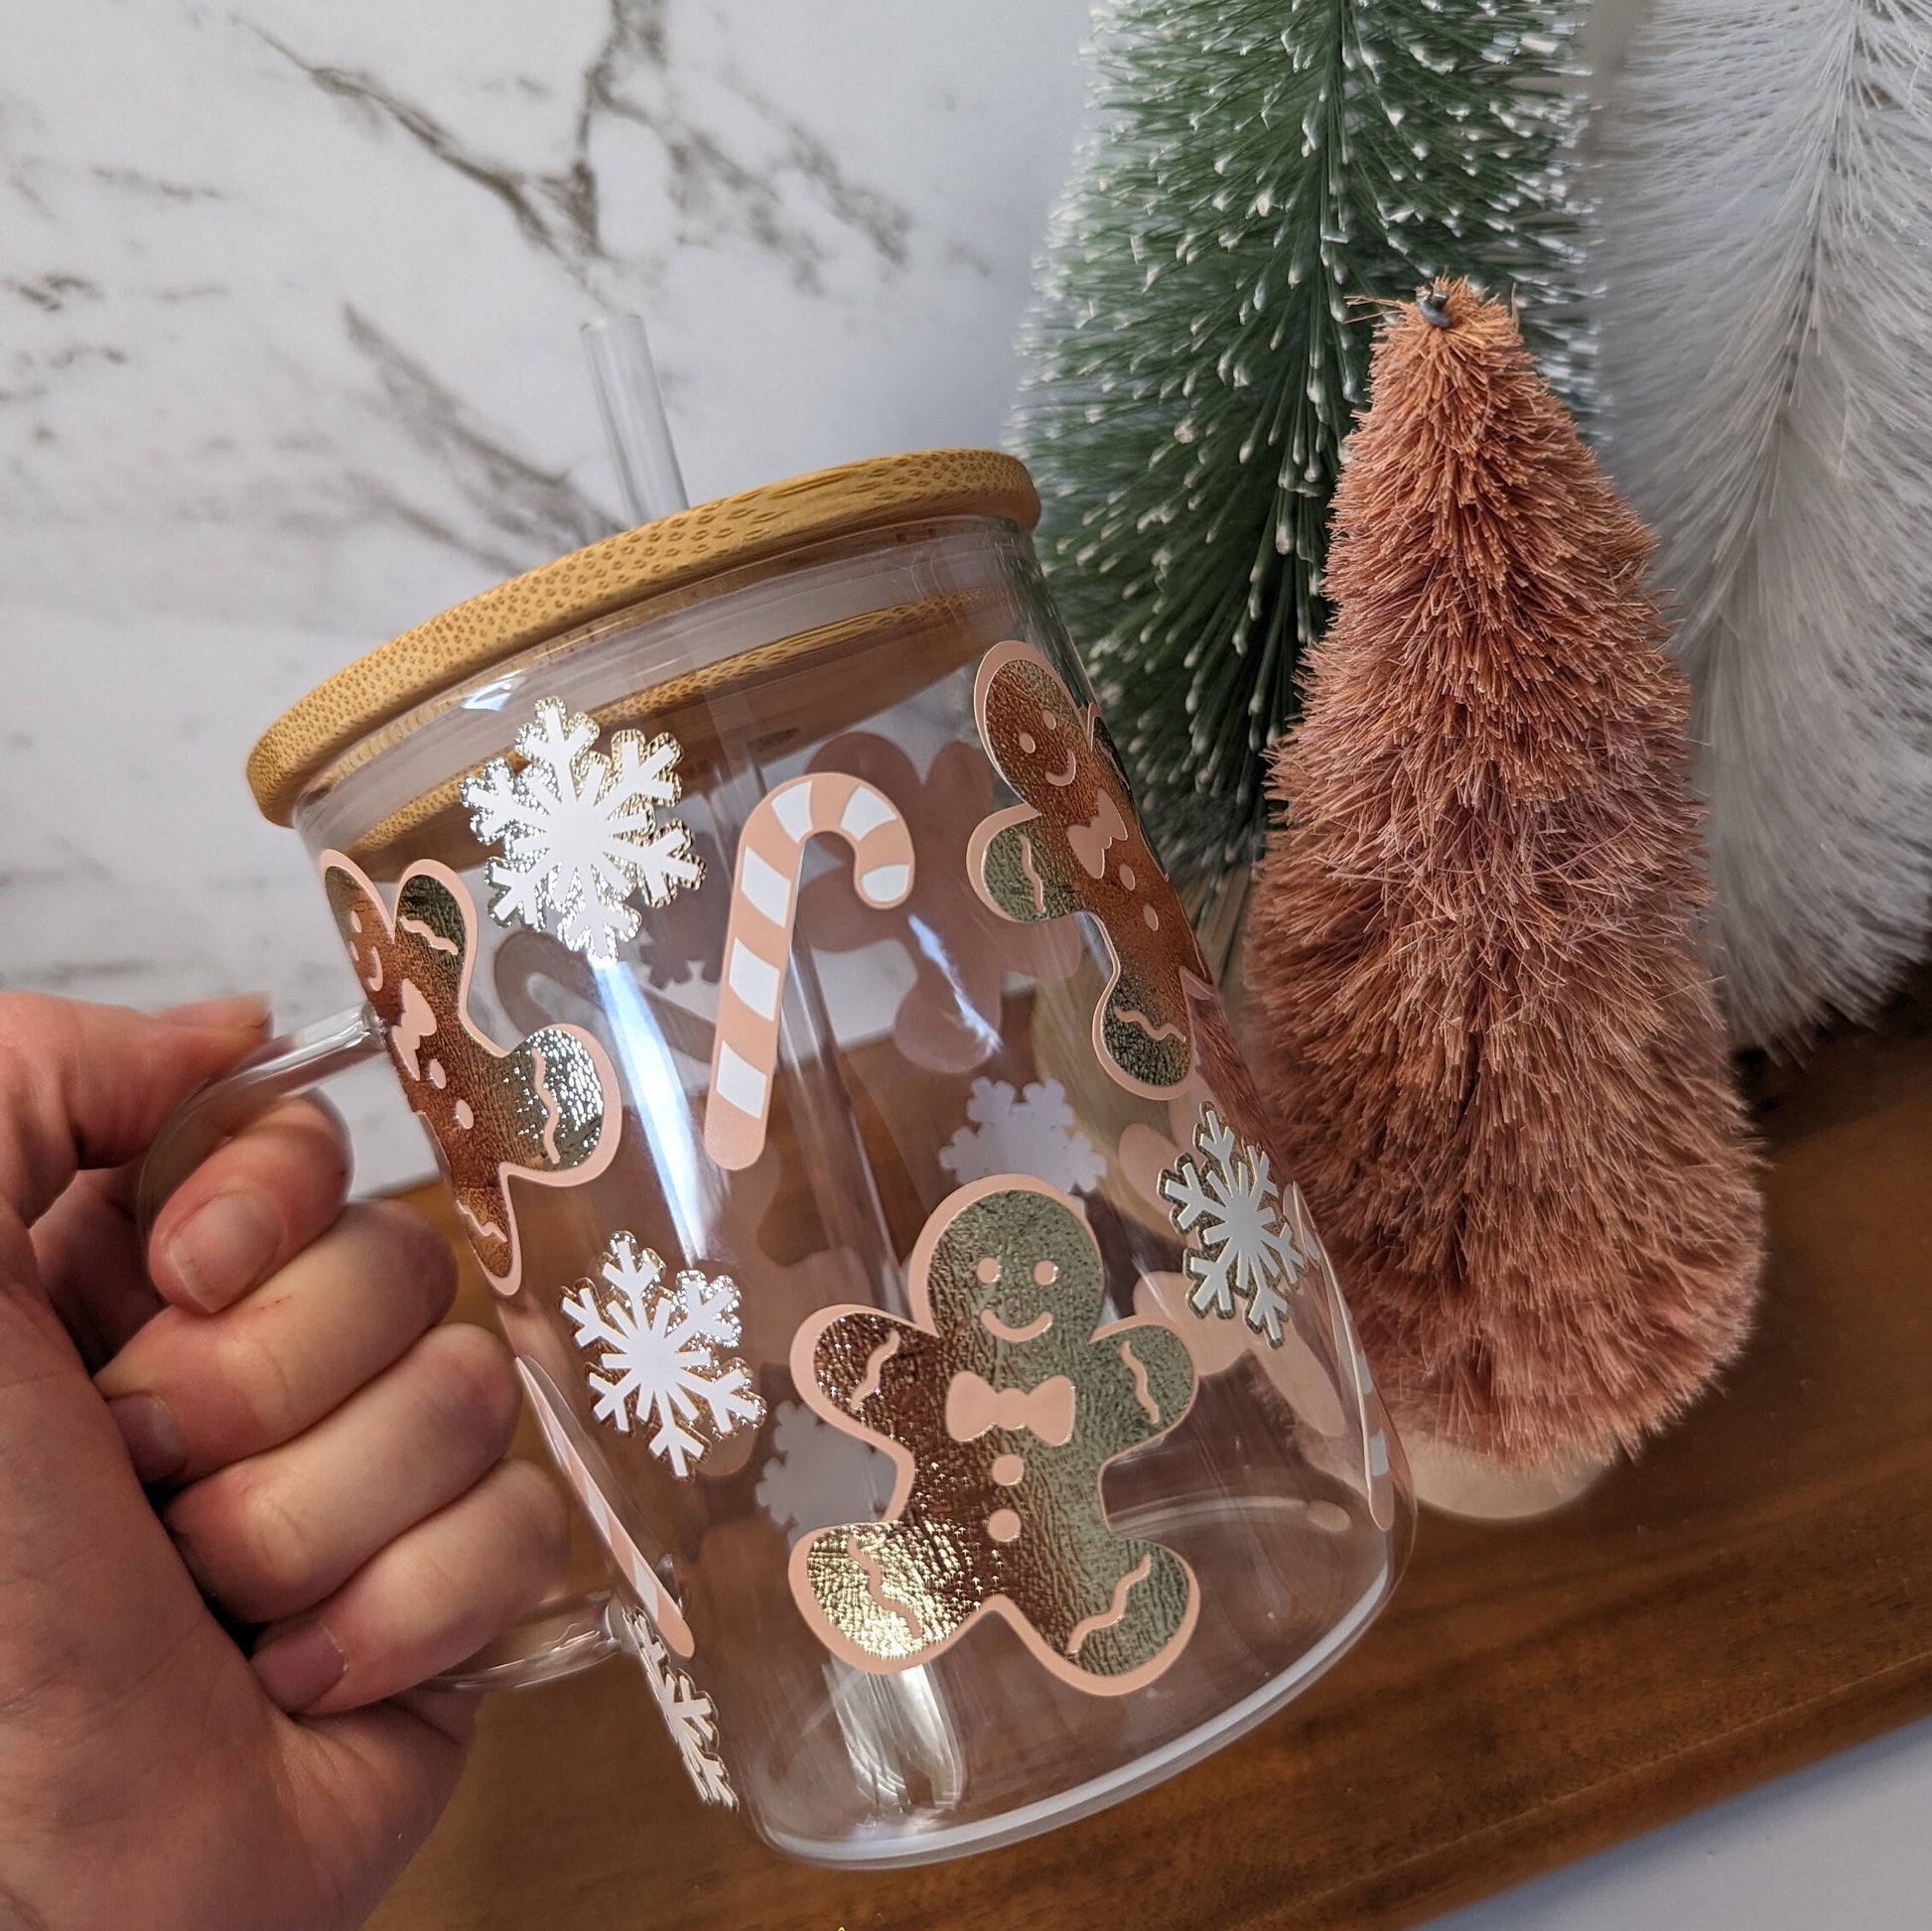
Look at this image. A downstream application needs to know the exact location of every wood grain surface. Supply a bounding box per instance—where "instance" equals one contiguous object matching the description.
[370,998,1932,1931]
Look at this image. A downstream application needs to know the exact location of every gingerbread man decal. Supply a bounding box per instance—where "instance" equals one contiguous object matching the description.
[967,639,1207,1097]
[789,1175,1199,1693]
[322,851,621,1295]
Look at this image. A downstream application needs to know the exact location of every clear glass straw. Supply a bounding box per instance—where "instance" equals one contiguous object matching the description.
[583,313,689,527]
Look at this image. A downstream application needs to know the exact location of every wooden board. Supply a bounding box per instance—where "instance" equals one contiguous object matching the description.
[371,996,1932,1931]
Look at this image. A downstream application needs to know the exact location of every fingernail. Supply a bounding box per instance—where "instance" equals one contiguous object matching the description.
[167,1189,281,1311]
[252,1621,345,1714]
[105,1393,186,1485]
[159,992,273,1032]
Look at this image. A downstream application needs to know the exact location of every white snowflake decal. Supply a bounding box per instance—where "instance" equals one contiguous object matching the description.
[938,1077,1106,1194]
[462,696,703,965]
[562,1232,763,1476]
[1158,1104,1304,1347]
[620,1602,735,1808]
[755,1400,897,1546]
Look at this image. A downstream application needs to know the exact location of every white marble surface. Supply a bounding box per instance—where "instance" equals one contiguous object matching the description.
[3,4,1930,1921]
[0,0,1094,1184]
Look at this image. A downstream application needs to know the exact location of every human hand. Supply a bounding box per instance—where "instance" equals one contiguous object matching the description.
[0,993,567,1930]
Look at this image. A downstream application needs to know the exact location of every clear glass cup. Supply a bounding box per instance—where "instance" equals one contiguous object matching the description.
[145,455,1413,1866]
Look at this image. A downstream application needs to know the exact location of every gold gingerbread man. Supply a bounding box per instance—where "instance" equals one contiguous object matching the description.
[967,639,1207,1097]
[323,852,621,1295]
[789,1175,1198,1693]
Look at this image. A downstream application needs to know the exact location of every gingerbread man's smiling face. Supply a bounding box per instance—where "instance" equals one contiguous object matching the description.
[969,641,1207,1098]
[978,665,1136,897]
[920,1183,1107,1348]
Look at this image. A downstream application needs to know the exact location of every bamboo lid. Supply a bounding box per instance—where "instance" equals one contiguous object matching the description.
[247,448,1038,825]
[346,584,1012,879]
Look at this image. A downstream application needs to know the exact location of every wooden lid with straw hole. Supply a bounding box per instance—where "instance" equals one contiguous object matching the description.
[246,448,1039,825]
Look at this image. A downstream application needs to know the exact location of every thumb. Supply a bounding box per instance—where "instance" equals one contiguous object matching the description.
[0,992,272,1234]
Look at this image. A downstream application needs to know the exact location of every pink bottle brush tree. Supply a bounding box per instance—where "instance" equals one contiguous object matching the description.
[1246,281,1765,1483]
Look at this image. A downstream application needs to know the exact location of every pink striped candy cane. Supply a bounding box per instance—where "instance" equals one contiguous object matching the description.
[706,772,915,1171]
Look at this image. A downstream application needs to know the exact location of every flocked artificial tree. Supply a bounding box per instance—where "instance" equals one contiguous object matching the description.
[1592,0,1932,1048]
[1014,0,1590,883]
[1248,283,1763,1486]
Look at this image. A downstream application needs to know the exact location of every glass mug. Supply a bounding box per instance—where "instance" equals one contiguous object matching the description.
[144,450,1413,1866]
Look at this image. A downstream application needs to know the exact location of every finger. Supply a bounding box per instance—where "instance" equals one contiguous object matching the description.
[251,1457,567,1716]
[163,1322,519,1625]
[0,992,270,1235]
[37,1091,349,1368]
[96,1200,456,1485]
[143,1093,352,1316]
[30,1168,163,1372]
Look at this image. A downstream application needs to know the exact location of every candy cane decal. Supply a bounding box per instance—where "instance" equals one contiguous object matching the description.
[705,772,915,1171]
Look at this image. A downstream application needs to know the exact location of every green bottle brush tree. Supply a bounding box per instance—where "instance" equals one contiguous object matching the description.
[1014,0,1591,884]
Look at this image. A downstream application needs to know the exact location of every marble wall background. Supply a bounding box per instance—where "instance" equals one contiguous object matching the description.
[0,0,1094,1185]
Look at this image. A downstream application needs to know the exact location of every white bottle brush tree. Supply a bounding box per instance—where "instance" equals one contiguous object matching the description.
[1592,0,1932,1048]
[1013,0,1591,881]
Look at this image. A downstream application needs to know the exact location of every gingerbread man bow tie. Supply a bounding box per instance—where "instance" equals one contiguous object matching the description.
[944,1372,1077,1446]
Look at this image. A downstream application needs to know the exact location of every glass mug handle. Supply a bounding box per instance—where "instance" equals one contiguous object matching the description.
[136,1004,628,1691]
